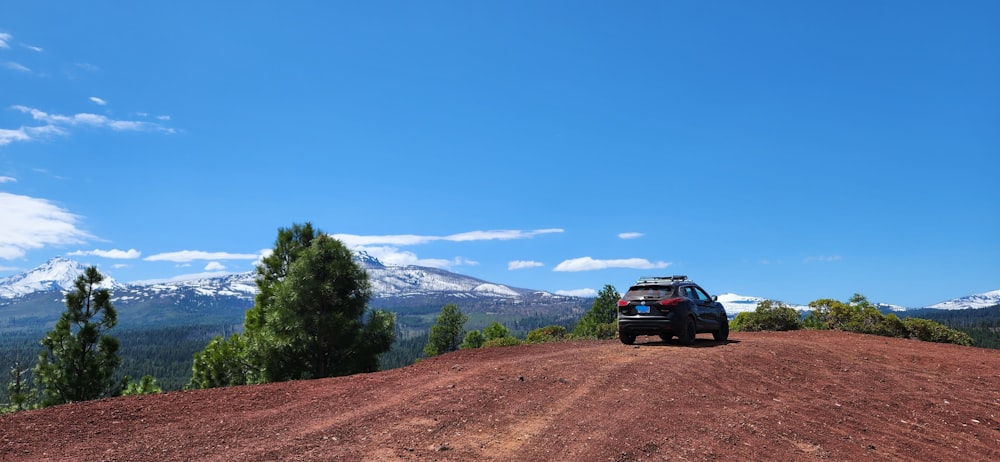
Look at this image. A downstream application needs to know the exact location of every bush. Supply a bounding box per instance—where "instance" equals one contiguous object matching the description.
[526,325,568,344]
[483,322,512,341]
[730,300,803,332]
[903,318,974,346]
[805,294,974,346]
[459,330,485,349]
[483,336,523,348]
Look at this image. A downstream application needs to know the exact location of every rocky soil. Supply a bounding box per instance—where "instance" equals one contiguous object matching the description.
[2,330,999,461]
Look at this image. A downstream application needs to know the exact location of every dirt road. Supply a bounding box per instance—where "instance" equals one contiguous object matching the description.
[3,330,999,461]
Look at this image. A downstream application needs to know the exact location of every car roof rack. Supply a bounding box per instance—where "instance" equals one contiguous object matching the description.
[635,275,688,284]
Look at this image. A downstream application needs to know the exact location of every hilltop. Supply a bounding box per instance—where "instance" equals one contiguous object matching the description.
[2,330,998,461]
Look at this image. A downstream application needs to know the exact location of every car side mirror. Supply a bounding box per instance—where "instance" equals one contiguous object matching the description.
[712,295,718,302]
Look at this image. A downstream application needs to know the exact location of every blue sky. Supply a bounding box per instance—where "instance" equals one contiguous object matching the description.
[1,1,997,308]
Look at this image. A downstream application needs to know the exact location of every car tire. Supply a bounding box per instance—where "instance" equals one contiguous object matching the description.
[619,333,636,345]
[714,319,729,342]
[677,316,696,345]
[658,334,672,343]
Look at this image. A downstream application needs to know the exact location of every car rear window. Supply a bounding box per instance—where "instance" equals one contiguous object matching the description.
[625,285,675,299]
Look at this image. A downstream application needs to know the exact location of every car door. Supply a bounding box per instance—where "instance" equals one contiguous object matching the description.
[689,286,719,329]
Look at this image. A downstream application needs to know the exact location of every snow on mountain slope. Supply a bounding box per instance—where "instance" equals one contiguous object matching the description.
[0,256,125,299]
[924,289,1000,310]
[716,293,810,314]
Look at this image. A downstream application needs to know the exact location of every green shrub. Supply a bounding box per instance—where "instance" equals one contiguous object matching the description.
[903,318,974,346]
[459,330,485,349]
[482,336,522,348]
[730,300,803,332]
[526,325,568,344]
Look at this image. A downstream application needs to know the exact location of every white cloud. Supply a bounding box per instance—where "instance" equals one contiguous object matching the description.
[1,105,175,146]
[556,288,597,297]
[156,115,171,121]
[23,44,43,52]
[67,248,141,259]
[144,250,262,263]
[89,97,107,106]
[553,256,671,272]
[355,245,474,270]
[0,125,65,146]
[0,192,93,259]
[508,260,543,270]
[204,261,226,271]
[0,176,16,183]
[4,62,31,73]
[332,228,564,247]
[804,255,842,263]
[618,232,644,239]
[0,33,11,48]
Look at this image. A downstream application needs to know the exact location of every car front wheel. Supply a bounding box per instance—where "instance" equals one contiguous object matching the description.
[619,333,636,345]
[714,319,729,341]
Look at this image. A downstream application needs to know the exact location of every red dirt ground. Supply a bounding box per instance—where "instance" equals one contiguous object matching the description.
[2,330,999,461]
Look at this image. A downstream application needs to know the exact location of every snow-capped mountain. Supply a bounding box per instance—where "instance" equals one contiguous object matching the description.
[716,293,810,315]
[0,255,585,331]
[0,256,125,299]
[924,289,1000,311]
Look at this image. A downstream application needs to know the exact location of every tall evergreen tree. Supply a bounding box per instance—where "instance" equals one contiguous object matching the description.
[190,223,396,387]
[34,266,121,406]
[424,304,467,357]
[5,357,33,412]
[573,284,620,339]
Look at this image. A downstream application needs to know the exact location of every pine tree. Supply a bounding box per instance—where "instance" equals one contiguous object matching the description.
[424,304,467,357]
[190,223,396,387]
[573,284,620,338]
[5,357,33,412]
[34,266,121,406]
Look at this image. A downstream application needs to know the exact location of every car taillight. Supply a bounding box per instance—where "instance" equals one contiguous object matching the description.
[658,297,684,307]
[617,300,629,307]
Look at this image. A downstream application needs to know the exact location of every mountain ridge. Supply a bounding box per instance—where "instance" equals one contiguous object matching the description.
[2,256,998,314]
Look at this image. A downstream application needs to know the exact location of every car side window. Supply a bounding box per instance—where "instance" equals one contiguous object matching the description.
[693,287,711,301]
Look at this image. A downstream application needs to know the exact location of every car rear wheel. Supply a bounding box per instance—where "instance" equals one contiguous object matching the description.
[677,316,696,345]
[619,333,636,345]
[714,319,729,341]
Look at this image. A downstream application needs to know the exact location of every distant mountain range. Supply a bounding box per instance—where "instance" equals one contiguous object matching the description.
[0,255,589,332]
[1,256,997,333]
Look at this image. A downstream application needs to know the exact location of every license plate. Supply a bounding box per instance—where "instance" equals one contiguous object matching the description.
[636,305,650,314]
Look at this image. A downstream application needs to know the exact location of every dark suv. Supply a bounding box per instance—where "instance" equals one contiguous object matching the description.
[617,275,729,345]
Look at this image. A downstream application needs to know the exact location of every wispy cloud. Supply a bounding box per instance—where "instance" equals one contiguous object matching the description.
[144,250,262,263]
[89,96,107,106]
[204,261,226,271]
[555,288,597,297]
[0,176,16,183]
[618,232,644,239]
[0,192,93,260]
[23,44,43,52]
[0,125,65,145]
[68,248,141,259]
[0,33,11,48]
[1,105,174,146]
[553,257,670,272]
[508,260,543,270]
[804,255,842,263]
[333,228,564,247]
[3,62,31,73]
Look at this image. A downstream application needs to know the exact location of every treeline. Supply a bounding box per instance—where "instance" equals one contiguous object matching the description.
[905,304,1000,349]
